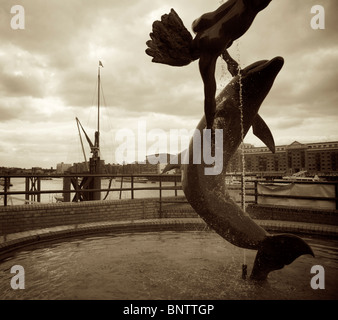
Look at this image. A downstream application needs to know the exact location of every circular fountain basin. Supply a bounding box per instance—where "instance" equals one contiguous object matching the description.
[0,230,337,300]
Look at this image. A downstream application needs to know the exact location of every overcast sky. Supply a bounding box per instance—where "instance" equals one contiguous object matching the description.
[0,0,337,169]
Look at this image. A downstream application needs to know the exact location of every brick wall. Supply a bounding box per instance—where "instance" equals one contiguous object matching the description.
[2,198,336,236]
[0,198,163,235]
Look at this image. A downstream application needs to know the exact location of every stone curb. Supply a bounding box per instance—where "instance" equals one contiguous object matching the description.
[0,218,337,256]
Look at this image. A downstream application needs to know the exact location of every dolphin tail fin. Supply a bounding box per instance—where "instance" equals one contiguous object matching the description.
[250,234,314,281]
[146,9,198,67]
[252,114,275,153]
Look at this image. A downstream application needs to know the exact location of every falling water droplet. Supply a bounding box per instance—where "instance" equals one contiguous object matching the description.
[236,42,248,278]
[235,42,246,212]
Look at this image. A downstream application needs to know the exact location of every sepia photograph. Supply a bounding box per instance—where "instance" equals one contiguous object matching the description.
[0,0,337,313]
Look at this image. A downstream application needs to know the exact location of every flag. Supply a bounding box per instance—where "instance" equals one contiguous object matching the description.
[99,61,104,67]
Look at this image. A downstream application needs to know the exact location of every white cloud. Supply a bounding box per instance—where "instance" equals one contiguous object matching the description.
[0,0,337,168]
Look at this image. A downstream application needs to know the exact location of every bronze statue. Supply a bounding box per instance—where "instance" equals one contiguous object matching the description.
[146,1,314,280]
[146,0,273,129]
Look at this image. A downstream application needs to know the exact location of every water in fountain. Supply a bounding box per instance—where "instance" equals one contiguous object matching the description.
[1,230,337,299]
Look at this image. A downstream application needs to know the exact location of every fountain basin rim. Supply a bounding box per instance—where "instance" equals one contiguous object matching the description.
[1,218,337,257]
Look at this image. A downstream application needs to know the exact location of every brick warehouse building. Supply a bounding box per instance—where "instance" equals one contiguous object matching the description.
[228,141,338,177]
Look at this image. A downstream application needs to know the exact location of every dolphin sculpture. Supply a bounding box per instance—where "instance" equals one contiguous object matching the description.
[163,57,314,280]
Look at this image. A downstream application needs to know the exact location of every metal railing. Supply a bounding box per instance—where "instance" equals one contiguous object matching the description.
[0,173,183,207]
[1,174,337,210]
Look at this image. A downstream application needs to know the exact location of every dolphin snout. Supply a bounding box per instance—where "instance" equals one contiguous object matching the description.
[265,56,284,75]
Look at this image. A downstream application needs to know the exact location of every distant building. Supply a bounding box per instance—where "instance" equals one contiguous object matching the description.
[67,162,88,174]
[54,141,338,177]
[56,162,72,174]
[67,160,106,174]
[230,141,338,176]
[145,153,180,174]
[113,154,178,175]
[31,167,44,174]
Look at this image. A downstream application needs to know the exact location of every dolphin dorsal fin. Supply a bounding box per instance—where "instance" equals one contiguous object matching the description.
[252,114,275,153]
[162,163,181,174]
[162,149,189,174]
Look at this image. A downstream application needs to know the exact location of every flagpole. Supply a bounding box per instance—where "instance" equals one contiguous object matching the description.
[97,61,104,152]
[97,63,100,149]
